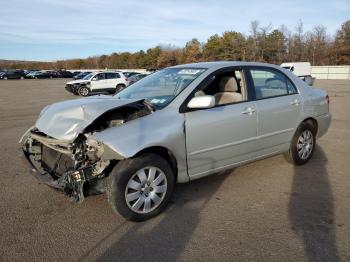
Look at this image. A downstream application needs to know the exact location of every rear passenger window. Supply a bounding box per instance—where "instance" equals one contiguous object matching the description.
[106,73,119,79]
[250,69,297,99]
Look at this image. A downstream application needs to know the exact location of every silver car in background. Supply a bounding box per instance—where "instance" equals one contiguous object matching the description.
[20,62,331,221]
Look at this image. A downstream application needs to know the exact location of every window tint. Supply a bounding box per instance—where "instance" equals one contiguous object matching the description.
[250,69,296,99]
[106,73,119,79]
[95,73,105,80]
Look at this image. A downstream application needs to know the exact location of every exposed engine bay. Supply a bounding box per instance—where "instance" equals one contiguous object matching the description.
[21,100,153,202]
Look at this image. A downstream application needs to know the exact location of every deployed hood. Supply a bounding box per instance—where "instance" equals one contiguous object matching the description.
[35,95,142,141]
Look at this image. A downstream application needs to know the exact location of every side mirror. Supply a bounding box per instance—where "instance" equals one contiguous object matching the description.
[187,95,215,109]
[92,77,97,81]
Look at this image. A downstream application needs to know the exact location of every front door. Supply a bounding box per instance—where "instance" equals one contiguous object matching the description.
[91,73,107,91]
[184,68,258,179]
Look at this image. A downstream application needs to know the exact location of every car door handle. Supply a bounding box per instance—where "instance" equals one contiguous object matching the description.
[290,99,300,106]
[241,107,256,115]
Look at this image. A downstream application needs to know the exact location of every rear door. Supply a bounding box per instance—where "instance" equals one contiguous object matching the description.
[106,72,121,89]
[248,67,302,155]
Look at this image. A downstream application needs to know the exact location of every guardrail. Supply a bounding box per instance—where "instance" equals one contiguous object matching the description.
[311,66,350,80]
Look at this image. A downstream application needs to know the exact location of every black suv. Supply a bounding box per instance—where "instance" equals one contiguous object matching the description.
[0,70,26,80]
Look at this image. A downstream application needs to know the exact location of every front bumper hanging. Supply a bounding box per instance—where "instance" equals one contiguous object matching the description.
[21,147,104,203]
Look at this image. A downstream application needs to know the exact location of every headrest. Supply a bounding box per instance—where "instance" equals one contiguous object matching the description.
[219,77,238,92]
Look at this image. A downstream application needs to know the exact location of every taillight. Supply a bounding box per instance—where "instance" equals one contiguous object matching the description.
[326,95,330,104]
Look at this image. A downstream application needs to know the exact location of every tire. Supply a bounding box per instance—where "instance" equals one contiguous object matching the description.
[107,153,175,221]
[20,76,24,80]
[78,86,89,96]
[115,84,126,93]
[4,76,7,80]
[284,122,316,165]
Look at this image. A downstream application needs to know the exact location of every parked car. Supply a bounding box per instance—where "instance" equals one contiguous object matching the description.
[26,71,50,79]
[58,70,74,78]
[128,73,148,85]
[65,71,128,96]
[122,71,140,78]
[46,70,60,78]
[0,70,26,80]
[281,62,315,86]
[20,62,331,221]
[73,71,92,80]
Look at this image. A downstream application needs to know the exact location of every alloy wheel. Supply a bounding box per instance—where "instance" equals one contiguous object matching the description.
[125,166,168,214]
[297,130,314,160]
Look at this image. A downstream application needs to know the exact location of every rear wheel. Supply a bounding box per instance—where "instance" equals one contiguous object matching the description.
[107,153,175,221]
[78,86,89,96]
[20,76,24,80]
[285,122,316,165]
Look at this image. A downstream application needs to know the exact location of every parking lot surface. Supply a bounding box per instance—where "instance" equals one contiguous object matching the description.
[0,79,349,261]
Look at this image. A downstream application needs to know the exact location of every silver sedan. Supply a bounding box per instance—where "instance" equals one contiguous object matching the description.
[20,62,331,221]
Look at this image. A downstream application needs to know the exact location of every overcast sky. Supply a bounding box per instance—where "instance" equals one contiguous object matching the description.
[0,0,349,61]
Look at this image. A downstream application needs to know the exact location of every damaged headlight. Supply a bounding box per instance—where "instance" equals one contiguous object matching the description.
[85,137,105,160]
[85,136,124,161]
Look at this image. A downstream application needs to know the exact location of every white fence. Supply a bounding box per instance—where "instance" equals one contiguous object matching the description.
[311,66,350,80]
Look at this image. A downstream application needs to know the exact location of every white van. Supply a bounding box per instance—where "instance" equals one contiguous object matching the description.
[281,62,315,86]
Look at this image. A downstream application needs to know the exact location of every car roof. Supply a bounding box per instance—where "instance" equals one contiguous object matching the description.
[170,61,282,70]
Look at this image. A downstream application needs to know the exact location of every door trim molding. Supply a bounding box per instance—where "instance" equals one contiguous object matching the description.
[188,127,293,156]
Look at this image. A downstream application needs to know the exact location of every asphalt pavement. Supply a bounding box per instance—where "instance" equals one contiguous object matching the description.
[0,79,349,261]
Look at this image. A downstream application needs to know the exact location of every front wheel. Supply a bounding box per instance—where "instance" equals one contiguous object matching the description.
[285,122,316,165]
[78,86,89,96]
[107,153,175,221]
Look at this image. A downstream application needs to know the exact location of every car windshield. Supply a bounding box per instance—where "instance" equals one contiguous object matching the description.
[83,72,94,80]
[116,68,206,109]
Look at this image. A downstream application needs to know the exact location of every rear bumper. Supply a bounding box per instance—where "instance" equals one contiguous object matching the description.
[316,113,331,138]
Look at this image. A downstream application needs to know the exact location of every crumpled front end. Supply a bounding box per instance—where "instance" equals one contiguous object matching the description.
[19,98,154,202]
[20,127,112,202]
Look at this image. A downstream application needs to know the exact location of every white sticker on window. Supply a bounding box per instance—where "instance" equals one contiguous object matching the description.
[151,98,160,103]
[178,69,203,75]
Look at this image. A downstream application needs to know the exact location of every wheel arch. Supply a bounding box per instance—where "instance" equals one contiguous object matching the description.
[300,117,318,135]
[134,146,178,181]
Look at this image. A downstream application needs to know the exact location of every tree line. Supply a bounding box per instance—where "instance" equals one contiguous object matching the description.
[2,20,349,70]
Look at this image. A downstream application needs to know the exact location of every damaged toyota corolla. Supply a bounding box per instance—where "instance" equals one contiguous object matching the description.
[20,62,331,221]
